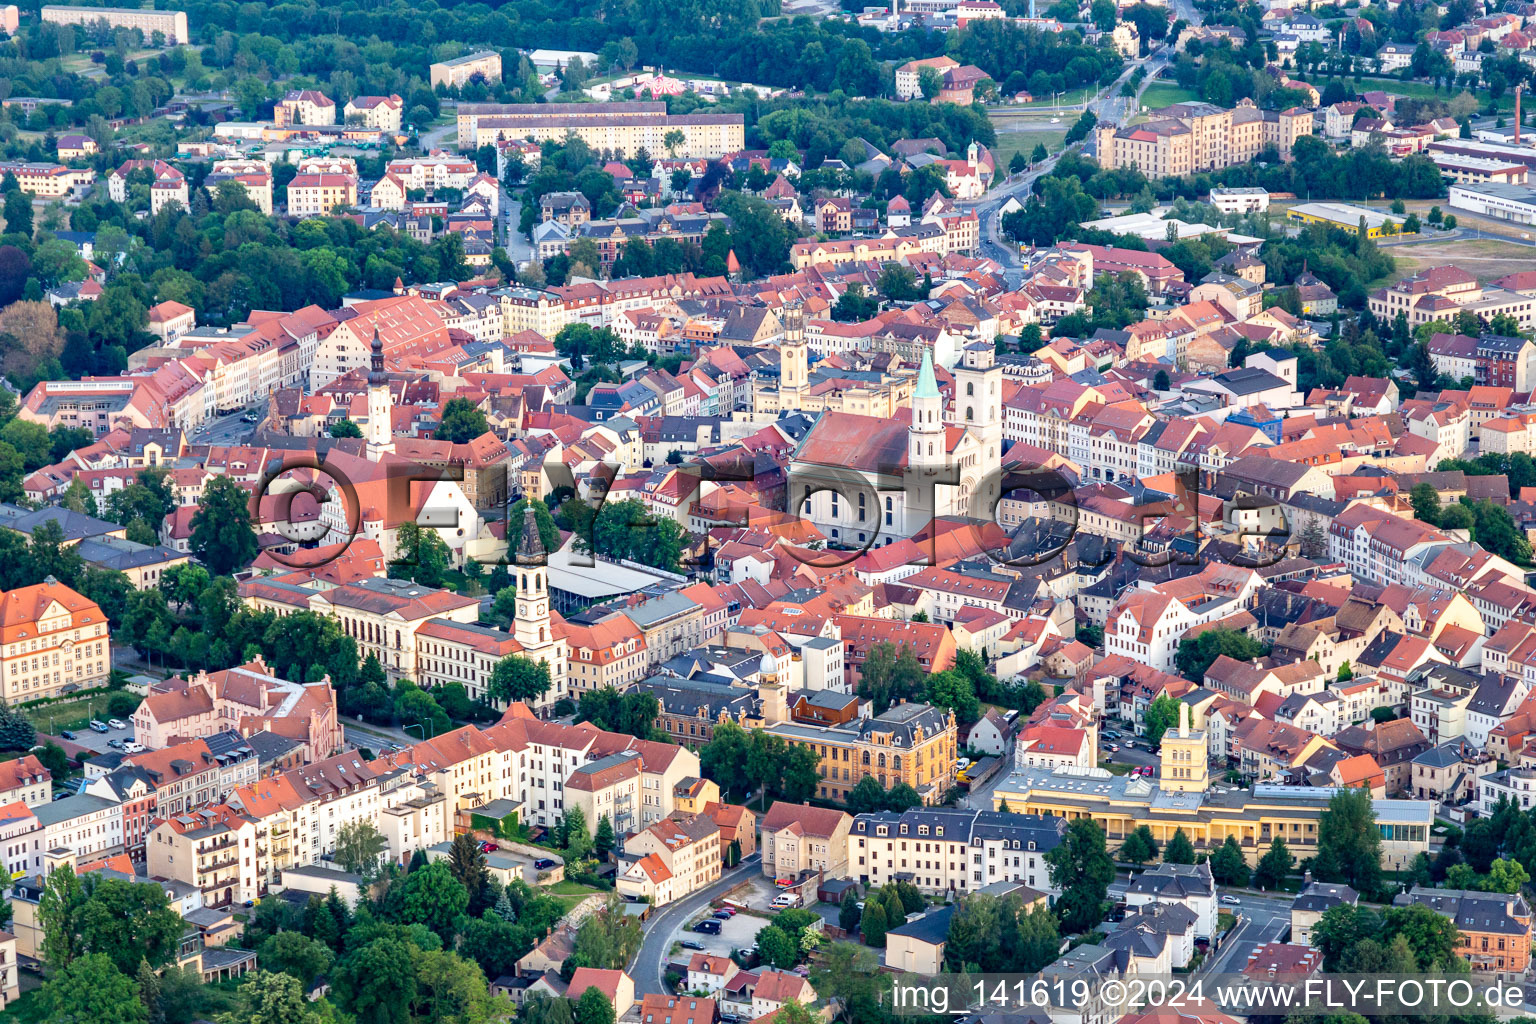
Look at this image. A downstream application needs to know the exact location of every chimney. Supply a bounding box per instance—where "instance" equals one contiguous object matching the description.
[1179,701,1190,734]
[1519,84,1524,146]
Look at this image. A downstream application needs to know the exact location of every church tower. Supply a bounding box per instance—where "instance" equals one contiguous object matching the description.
[365,327,395,459]
[952,340,1003,513]
[779,302,808,409]
[513,506,551,650]
[908,349,945,469]
[1158,703,1210,794]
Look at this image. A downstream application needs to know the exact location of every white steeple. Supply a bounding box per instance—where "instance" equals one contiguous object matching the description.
[909,348,945,468]
[365,327,395,458]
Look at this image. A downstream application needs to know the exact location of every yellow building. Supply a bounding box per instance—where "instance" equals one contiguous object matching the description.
[0,161,94,198]
[761,677,958,805]
[286,172,357,217]
[1287,202,1412,239]
[431,51,503,90]
[472,112,744,161]
[0,580,111,702]
[994,724,1433,868]
[1095,100,1313,177]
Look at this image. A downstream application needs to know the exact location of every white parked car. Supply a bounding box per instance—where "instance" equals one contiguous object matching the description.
[1220,895,1242,905]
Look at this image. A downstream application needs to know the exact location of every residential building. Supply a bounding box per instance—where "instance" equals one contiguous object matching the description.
[0,756,50,809]
[0,580,111,702]
[40,5,189,44]
[1394,886,1532,977]
[760,802,853,882]
[430,51,503,90]
[848,807,1065,895]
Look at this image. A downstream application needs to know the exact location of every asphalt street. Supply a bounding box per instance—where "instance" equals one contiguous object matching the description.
[1202,891,1295,973]
[630,853,763,996]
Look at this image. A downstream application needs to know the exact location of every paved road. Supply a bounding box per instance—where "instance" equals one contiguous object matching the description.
[190,409,258,447]
[630,853,763,996]
[1203,890,1295,973]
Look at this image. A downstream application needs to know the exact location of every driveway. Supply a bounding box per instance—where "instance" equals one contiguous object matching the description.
[630,853,762,996]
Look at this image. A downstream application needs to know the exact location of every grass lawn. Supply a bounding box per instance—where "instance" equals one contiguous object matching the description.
[1353,76,1512,110]
[546,880,606,914]
[991,128,1068,171]
[996,85,1096,109]
[1382,236,1536,286]
[22,695,116,735]
[0,986,47,1024]
[1138,83,1200,110]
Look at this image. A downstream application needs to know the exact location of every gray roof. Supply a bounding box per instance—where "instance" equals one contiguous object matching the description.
[1124,861,1215,899]
[34,792,116,826]
[849,807,1066,850]
[887,905,954,945]
[1395,886,1531,934]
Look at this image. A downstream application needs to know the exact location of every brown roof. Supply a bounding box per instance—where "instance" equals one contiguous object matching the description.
[760,801,850,839]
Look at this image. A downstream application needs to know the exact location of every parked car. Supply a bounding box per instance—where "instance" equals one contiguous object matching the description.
[123,742,145,754]
[89,720,109,733]
[480,841,499,852]
[694,919,722,934]
[774,877,794,887]
[770,893,800,909]
[681,940,705,951]
[59,730,74,741]
[107,718,127,730]
[1107,744,1119,752]
[1220,895,1241,905]
[534,858,557,869]
[107,738,125,750]
[713,909,733,919]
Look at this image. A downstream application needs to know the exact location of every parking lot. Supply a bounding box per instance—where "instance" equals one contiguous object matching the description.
[46,719,136,756]
[677,906,770,958]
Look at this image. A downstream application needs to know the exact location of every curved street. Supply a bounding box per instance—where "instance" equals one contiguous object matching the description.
[629,852,763,997]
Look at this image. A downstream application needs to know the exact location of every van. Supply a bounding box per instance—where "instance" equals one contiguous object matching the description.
[770,893,800,910]
[89,720,109,733]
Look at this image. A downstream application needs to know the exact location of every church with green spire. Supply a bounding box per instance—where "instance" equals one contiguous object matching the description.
[786,341,1002,547]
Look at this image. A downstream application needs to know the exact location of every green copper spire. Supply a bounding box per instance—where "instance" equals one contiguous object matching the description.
[915,349,940,399]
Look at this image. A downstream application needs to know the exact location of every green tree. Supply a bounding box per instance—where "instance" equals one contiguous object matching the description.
[488,653,552,705]
[395,861,470,944]
[1313,787,1383,897]
[839,891,861,932]
[328,419,363,438]
[1379,903,1463,970]
[1163,828,1196,864]
[333,820,387,877]
[1142,693,1182,747]
[1047,818,1115,933]
[1119,824,1158,866]
[334,937,416,1024]
[219,970,323,1024]
[1210,835,1251,886]
[925,669,981,723]
[435,397,490,443]
[1409,481,1442,525]
[1485,857,1531,894]
[446,832,490,906]
[809,943,890,1024]
[189,475,257,575]
[574,987,616,1024]
[757,923,799,968]
[1254,837,1294,890]
[37,953,146,1024]
[846,775,890,815]
[1175,628,1267,681]
[594,815,616,860]
[563,807,593,860]
[256,932,333,991]
[859,899,888,946]
[38,864,86,968]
